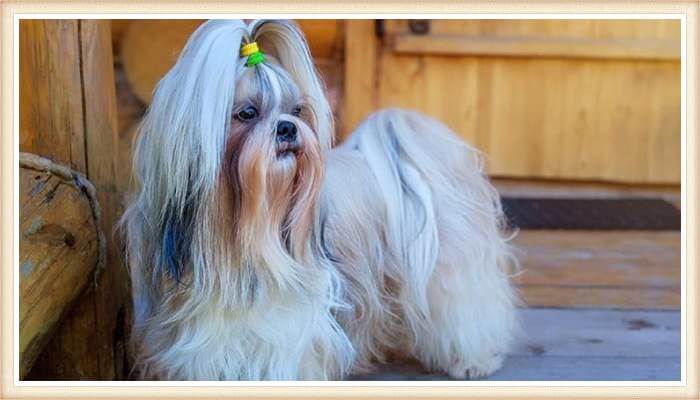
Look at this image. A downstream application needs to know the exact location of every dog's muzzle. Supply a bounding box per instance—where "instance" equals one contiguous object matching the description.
[276,121,300,157]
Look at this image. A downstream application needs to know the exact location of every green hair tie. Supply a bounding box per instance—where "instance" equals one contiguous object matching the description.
[241,42,265,67]
[246,51,265,67]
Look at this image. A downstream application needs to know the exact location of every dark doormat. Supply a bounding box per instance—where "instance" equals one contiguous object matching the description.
[501,198,680,231]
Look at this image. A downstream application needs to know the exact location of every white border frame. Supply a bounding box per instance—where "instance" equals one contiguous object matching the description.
[9,11,690,392]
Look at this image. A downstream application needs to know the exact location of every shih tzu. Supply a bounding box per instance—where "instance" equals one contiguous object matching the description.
[121,19,518,381]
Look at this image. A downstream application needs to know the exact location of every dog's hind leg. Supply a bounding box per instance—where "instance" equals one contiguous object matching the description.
[415,223,518,379]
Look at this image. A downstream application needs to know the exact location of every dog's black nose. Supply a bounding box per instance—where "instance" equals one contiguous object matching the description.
[276,121,297,143]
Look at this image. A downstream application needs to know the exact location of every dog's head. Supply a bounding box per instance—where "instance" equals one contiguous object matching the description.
[129,20,332,303]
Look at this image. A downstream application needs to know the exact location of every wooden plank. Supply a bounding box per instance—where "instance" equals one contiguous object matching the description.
[352,309,680,381]
[27,20,129,381]
[81,19,130,379]
[376,54,680,184]
[384,20,681,41]
[484,57,679,184]
[18,154,100,378]
[392,34,680,61]
[19,20,86,172]
[519,286,679,310]
[514,230,680,288]
[489,355,680,381]
[353,355,680,381]
[377,47,481,146]
[342,20,378,138]
[513,230,680,309]
[513,308,680,358]
[375,20,681,184]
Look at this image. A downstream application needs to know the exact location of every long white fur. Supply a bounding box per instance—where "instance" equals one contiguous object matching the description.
[121,19,518,381]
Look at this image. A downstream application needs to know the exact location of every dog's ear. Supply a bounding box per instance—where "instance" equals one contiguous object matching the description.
[250,20,334,151]
[132,20,248,284]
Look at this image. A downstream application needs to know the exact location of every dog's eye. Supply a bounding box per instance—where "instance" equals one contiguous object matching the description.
[291,106,303,117]
[236,106,258,122]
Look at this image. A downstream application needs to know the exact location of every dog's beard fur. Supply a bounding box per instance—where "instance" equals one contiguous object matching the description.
[217,65,324,304]
[121,19,518,381]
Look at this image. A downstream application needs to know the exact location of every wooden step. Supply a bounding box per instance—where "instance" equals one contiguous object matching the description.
[513,230,680,309]
[352,308,680,381]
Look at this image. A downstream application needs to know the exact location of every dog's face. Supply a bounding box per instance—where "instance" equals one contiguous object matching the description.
[226,62,318,173]
[128,20,334,300]
[223,60,324,260]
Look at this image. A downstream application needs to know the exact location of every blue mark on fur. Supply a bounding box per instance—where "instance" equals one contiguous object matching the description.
[161,222,180,280]
[159,202,195,283]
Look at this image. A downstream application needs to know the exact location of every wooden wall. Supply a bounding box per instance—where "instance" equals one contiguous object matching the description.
[20,20,129,380]
[113,19,680,185]
[348,20,681,184]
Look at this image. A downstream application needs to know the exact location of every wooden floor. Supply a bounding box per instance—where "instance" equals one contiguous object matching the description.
[355,179,681,381]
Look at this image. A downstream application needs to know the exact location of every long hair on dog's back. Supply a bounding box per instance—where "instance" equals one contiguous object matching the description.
[121,19,352,380]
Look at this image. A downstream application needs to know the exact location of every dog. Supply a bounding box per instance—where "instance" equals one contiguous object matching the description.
[121,19,518,380]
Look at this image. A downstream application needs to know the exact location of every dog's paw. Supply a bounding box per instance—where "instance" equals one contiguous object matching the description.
[447,353,505,380]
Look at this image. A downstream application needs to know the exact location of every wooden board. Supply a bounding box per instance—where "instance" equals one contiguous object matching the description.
[377,54,680,184]
[392,34,680,61]
[385,20,681,40]
[19,20,86,172]
[515,231,680,288]
[352,308,680,381]
[355,355,680,381]
[343,20,378,136]
[342,19,681,184]
[81,19,130,379]
[513,230,680,309]
[513,308,679,358]
[518,286,679,310]
[18,154,101,378]
[20,19,129,381]
[389,19,680,62]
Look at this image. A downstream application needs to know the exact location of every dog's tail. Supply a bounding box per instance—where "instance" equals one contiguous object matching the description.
[342,109,440,335]
[342,108,513,339]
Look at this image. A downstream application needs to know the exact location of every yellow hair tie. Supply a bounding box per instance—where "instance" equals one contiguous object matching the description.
[240,42,265,67]
[240,42,259,57]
